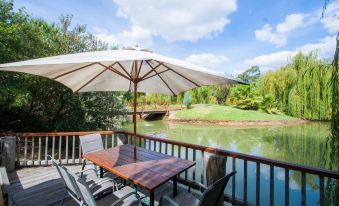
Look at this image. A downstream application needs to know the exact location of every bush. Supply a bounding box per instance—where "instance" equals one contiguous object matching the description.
[183,91,192,109]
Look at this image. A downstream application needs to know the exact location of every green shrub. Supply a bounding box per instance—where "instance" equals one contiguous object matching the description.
[183,91,192,109]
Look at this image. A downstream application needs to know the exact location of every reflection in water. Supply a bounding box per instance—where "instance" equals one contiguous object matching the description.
[124,120,333,169]
[123,120,338,205]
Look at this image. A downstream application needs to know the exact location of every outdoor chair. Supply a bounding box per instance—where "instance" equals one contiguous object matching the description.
[160,171,236,206]
[50,156,117,204]
[79,133,105,178]
[51,157,141,206]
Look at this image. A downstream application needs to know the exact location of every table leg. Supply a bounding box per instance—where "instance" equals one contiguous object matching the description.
[150,190,154,206]
[99,167,103,178]
[173,175,177,196]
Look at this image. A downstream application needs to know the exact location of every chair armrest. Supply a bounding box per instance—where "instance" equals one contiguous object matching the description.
[187,179,207,193]
[160,195,181,206]
[89,178,119,192]
[110,191,140,206]
[75,168,98,177]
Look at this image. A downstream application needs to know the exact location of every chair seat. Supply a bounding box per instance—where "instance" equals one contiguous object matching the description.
[90,178,116,197]
[96,186,140,206]
[162,192,200,206]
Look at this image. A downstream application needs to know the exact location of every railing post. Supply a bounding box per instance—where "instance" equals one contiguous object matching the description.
[31,137,35,166]
[58,136,62,163]
[285,169,289,206]
[319,175,324,206]
[301,172,306,206]
[66,136,69,164]
[270,165,274,206]
[38,137,42,165]
[0,136,16,172]
[45,136,48,165]
[232,157,236,201]
[24,136,27,166]
[256,162,260,206]
[244,159,247,205]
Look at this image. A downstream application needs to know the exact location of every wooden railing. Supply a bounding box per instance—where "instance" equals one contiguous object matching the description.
[3,131,339,206]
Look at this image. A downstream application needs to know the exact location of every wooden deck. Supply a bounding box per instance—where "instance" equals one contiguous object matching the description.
[8,165,190,206]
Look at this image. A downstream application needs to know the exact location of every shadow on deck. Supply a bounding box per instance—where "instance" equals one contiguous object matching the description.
[8,166,189,206]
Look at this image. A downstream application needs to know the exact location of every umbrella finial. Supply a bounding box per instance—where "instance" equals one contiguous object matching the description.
[123,46,153,53]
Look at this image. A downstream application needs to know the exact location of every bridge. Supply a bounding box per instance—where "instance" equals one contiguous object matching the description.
[124,100,183,120]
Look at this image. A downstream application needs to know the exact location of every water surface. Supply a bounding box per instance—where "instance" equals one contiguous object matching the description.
[123,120,332,170]
[122,120,337,206]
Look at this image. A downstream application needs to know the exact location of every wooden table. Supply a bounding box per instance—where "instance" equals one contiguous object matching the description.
[83,144,195,206]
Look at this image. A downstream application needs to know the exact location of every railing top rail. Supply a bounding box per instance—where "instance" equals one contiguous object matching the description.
[2,130,338,179]
[115,130,339,179]
[0,131,114,137]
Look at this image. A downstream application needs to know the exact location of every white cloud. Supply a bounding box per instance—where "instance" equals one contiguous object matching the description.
[255,24,287,47]
[276,13,305,33]
[244,51,295,71]
[93,26,153,48]
[321,1,339,33]
[112,0,237,41]
[185,53,229,68]
[255,13,305,47]
[255,0,339,47]
[244,35,336,72]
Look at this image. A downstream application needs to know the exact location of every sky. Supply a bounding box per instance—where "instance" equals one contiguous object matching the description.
[13,0,339,76]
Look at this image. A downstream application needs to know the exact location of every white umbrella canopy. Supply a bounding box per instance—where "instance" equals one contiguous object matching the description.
[0,49,243,95]
[0,48,245,158]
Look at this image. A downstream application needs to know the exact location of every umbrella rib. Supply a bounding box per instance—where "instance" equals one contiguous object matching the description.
[155,60,200,87]
[96,62,132,81]
[139,61,164,80]
[145,61,176,95]
[53,62,98,80]
[117,62,132,79]
[107,66,131,81]
[75,67,109,92]
[142,68,170,81]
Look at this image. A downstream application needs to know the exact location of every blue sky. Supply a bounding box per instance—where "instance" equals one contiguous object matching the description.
[13,0,339,75]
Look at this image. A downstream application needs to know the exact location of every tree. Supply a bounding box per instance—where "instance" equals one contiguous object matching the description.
[237,66,261,83]
[0,0,126,132]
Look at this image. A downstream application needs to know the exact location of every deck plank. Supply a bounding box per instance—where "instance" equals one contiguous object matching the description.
[8,165,188,206]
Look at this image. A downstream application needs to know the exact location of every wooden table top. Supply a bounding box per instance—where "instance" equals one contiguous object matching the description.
[83,144,195,191]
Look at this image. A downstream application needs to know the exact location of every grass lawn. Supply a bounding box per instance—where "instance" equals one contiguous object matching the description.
[173,104,296,121]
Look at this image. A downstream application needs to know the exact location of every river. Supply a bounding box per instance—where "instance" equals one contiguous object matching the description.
[122,120,337,206]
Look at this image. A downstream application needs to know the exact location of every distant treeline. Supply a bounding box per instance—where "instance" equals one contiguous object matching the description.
[140,53,335,121]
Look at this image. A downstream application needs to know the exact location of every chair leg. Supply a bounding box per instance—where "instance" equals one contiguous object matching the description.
[60,190,67,206]
[80,160,86,178]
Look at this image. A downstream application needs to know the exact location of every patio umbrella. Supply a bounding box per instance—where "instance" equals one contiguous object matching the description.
[0,48,245,158]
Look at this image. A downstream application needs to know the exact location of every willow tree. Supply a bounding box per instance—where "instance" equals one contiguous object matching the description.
[259,52,332,120]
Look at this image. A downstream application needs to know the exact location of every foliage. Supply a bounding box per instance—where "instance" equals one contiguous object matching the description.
[227,80,281,114]
[183,91,192,109]
[259,52,333,120]
[0,0,126,132]
[79,92,127,130]
[237,66,261,83]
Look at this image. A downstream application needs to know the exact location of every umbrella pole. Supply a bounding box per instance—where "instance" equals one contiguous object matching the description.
[133,82,137,159]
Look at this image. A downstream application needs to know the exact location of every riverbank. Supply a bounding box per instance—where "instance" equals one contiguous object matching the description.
[166,104,306,126]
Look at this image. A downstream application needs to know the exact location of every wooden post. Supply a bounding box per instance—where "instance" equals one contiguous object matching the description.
[204,153,227,186]
[204,153,227,206]
[0,137,16,172]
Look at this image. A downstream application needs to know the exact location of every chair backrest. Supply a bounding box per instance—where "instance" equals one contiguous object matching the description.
[199,171,236,206]
[67,168,97,206]
[50,157,83,204]
[79,133,104,154]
